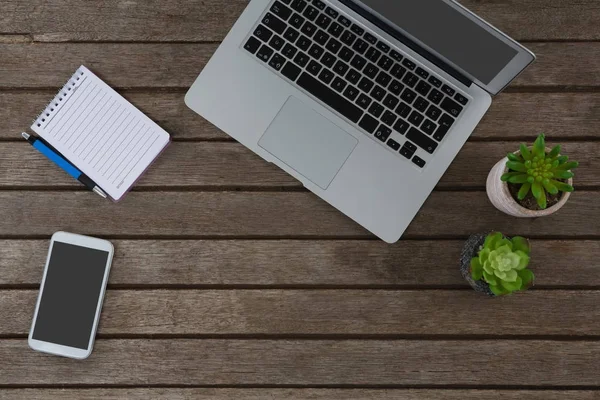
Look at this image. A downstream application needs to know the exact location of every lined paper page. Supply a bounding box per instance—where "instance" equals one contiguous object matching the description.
[31,66,170,201]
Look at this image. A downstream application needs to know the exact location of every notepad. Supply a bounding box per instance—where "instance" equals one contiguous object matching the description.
[31,65,170,201]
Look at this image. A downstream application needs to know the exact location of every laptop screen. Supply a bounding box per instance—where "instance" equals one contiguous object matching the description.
[354,0,519,84]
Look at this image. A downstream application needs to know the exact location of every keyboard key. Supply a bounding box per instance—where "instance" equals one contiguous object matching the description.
[442,84,455,96]
[364,63,379,79]
[331,77,347,92]
[359,114,378,133]
[346,68,361,84]
[297,35,312,51]
[387,138,401,151]
[281,62,302,81]
[375,71,391,87]
[365,47,381,62]
[377,55,393,71]
[321,52,336,68]
[414,97,429,112]
[318,68,335,84]
[395,102,411,118]
[352,38,369,54]
[269,35,285,51]
[371,85,386,101]
[402,72,419,87]
[428,75,442,87]
[293,51,309,67]
[400,143,416,158]
[415,80,432,96]
[284,27,300,42]
[402,59,416,70]
[244,37,261,54]
[358,77,374,92]
[374,125,392,142]
[289,13,305,28]
[291,0,307,12]
[325,38,342,53]
[350,24,365,36]
[455,93,469,105]
[339,46,355,62]
[263,13,287,34]
[256,44,274,62]
[333,60,349,76]
[316,13,332,29]
[356,94,372,109]
[308,43,324,59]
[427,88,444,104]
[393,119,409,134]
[301,21,317,37]
[254,25,273,42]
[364,32,377,44]
[383,94,399,110]
[314,29,330,45]
[307,60,322,75]
[389,80,404,95]
[297,72,363,123]
[391,64,406,79]
[412,156,426,168]
[325,6,338,18]
[408,110,424,126]
[440,97,463,117]
[368,102,384,118]
[390,50,403,62]
[303,4,319,20]
[406,127,438,154]
[376,41,390,53]
[433,113,455,141]
[421,119,437,135]
[271,1,293,20]
[282,0,292,4]
[415,67,429,79]
[341,30,357,46]
[343,85,359,101]
[313,0,326,10]
[400,88,417,104]
[268,54,286,71]
[381,110,397,126]
[328,22,344,37]
[338,15,352,27]
[350,54,367,70]
[425,105,442,121]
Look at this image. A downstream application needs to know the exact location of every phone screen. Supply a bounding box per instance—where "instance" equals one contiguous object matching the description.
[32,241,109,350]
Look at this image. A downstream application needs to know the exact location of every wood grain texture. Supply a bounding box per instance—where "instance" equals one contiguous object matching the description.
[1,141,597,188]
[0,389,598,400]
[0,191,597,237]
[0,240,597,287]
[1,339,599,385]
[0,43,598,89]
[1,0,598,41]
[3,290,600,336]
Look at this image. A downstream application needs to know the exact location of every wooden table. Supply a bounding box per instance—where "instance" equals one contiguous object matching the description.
[1,1,599,399]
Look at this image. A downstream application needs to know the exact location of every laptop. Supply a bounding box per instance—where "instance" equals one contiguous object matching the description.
[185,0,535,243]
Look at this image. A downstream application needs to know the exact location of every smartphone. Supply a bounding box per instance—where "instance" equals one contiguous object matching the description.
[28,231,114,359]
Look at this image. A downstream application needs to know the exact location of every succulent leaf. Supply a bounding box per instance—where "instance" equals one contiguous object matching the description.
[551,180,574,193]
[548,145,561,158]
[471,258,483,281]
[510,236,530,254]
[517,182,531,200]
[507,153,521,162]
[506,161,528,173]
[517,269,535,287]
[507,174,530,184]
[532,134,546,158]
[520,144,532,161]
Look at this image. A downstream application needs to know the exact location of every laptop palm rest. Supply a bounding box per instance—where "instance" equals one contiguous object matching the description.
[258,96,358,190]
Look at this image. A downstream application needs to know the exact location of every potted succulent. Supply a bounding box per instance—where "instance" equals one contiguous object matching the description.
[486,134,579,217]
[460,232,534,296]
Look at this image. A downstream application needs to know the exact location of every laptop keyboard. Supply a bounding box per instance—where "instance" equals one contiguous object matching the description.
[243,0,470,169]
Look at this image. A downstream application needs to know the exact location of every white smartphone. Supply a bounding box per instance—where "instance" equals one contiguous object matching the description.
[28,231,114,359]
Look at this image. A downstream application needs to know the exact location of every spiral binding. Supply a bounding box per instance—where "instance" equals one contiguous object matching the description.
[33,68,86,128]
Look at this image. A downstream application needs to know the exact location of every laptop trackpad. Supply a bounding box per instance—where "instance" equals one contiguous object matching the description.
[258,97,358,190]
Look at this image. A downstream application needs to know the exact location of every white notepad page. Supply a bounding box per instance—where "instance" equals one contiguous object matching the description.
[31,65,170,201]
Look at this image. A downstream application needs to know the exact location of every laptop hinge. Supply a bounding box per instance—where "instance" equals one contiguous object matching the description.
[338,0,473,87]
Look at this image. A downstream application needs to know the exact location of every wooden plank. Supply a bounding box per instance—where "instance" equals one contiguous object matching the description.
[2,92,598,141]
[1,339,599,385]
[1,0,598,41]
[1,240,597,287]
[0,389,597,400]
[0,43,598,88]
[3,290,600,336]
[0,191,597,238]
[1,141,597,188]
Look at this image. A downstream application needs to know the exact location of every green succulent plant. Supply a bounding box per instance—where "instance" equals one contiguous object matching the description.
[501,134,578,209]
[470,232,534,296]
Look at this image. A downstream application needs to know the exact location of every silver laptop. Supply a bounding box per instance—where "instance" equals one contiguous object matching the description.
[185,0,535,243]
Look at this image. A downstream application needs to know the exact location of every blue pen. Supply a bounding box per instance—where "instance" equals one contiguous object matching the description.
[21,132,107,198]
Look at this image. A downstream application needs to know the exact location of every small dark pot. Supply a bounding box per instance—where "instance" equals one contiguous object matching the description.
[460,233,494,296]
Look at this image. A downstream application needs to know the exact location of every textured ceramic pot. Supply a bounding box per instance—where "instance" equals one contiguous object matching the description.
[486,148,573,218]
[460,233,494,296]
